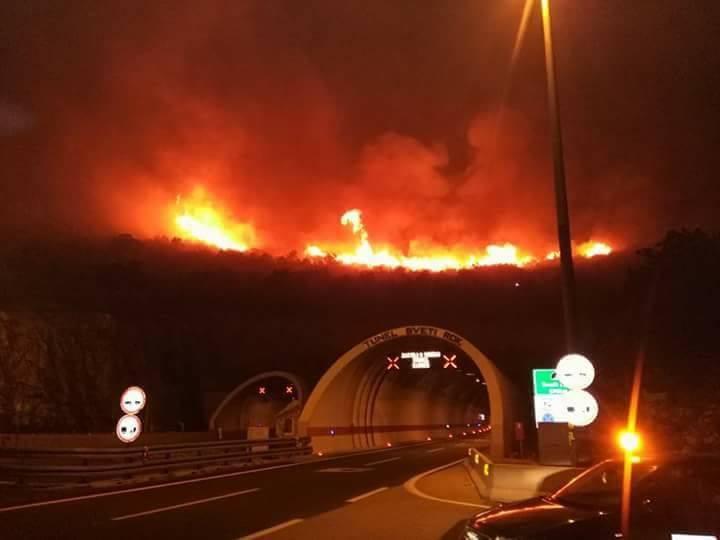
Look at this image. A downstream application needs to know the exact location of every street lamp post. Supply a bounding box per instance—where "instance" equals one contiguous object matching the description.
[540,0,578,353]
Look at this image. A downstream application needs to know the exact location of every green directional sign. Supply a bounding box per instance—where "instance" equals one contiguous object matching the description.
[533,368,571,427]
[533,369,569,396]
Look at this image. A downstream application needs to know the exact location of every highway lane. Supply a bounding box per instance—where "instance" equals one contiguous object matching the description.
[1,439,486,539]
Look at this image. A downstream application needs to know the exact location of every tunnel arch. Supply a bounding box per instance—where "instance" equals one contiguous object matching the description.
[298,325,519,458]
[209,370,305,430]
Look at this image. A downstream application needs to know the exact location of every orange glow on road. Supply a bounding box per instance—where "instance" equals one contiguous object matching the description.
[173,190,255,252]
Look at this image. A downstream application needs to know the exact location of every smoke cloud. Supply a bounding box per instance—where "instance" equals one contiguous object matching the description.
[1,0,719,254]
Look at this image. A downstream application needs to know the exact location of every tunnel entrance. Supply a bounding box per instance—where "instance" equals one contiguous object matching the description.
[298,325,518,458]
[209,371,304,438]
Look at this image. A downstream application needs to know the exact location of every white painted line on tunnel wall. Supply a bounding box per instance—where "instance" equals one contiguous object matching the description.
[403,459,491,509]
[0,441,433,514]
[111,488,260,521]
[364,456,401,466]
[346,486,389,503]
[426,448,444,454]
[240,518,304,539]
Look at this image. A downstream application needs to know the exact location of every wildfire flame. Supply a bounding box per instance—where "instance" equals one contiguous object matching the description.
[173,191,254,252]
[305,209,613,271]
[168,191,613,269]
[578,241,612,258]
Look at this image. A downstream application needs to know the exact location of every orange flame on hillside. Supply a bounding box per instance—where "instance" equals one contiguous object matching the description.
[172,190,255,252]
[167,191,613,269]
[578,241,613,258]
[305,209,613,271]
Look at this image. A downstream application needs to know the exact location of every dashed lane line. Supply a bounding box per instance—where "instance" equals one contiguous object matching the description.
[240,518,304,539]
[112,488,259,520]
[346,486,389,503]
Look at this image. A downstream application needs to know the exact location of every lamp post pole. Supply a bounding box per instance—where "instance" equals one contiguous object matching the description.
[540,0,578,353]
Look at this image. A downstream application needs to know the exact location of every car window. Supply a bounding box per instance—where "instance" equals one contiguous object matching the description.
[636,459,720,531]
[552,460,658,508]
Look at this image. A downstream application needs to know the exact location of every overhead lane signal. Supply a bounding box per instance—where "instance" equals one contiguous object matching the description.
[443,354,458,369]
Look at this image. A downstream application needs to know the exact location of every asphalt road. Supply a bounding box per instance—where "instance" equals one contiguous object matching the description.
[1,439,488,539]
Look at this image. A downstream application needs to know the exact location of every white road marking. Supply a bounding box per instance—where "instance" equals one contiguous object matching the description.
[365,456,401,466]
[0,442,433,513]
[426,448,444,454]
[403,459,491,509]
[112,488,259,520]
[346,486,388,503]
[315,467,372,473]
[241,518,304,539]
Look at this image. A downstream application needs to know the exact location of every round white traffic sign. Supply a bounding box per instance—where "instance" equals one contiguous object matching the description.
[555,354,595,390]
[562,390,599,427]
[120,386,146,415]
[116,414,142,443]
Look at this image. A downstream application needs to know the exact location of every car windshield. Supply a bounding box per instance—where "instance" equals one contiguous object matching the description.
[551,460,659,508]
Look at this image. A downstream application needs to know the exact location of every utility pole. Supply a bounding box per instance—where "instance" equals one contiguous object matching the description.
[540,0,578,352]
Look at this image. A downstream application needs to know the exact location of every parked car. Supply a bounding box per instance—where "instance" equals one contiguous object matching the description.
[462,454,720,539]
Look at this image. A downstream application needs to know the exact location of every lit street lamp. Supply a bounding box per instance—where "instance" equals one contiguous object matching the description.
[540,0,579,352]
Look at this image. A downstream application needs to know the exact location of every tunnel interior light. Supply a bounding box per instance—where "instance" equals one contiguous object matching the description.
[475,378,481,383]
[386,442,392,447]
[386,356,400,370]
[449,434,454,438]
[285,385,294,394]
[426,436,432,441]
[445,424,451,429]
[258,386,267,395]
[329,428,336,436]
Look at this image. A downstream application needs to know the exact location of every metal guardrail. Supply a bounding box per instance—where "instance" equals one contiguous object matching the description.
[0,437,312,485]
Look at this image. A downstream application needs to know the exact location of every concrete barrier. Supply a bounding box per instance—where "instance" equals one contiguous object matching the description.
[466,448,583,503]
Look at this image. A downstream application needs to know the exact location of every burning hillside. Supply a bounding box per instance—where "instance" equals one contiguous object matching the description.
[171,191,612,271]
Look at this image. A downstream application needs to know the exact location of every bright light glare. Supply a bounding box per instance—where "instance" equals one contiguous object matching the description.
[618,430,641,453]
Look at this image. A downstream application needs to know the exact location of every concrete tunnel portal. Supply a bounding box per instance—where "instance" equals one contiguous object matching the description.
[298,325,519,458]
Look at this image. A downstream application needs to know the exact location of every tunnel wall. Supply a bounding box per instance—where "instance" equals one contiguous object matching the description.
[298,325,520,458]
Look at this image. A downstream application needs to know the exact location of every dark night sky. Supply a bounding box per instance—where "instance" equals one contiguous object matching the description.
[1,0,719,254]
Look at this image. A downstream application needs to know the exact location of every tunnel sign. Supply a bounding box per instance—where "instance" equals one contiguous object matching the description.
[402,351,440,369]
[116,414,142,443]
